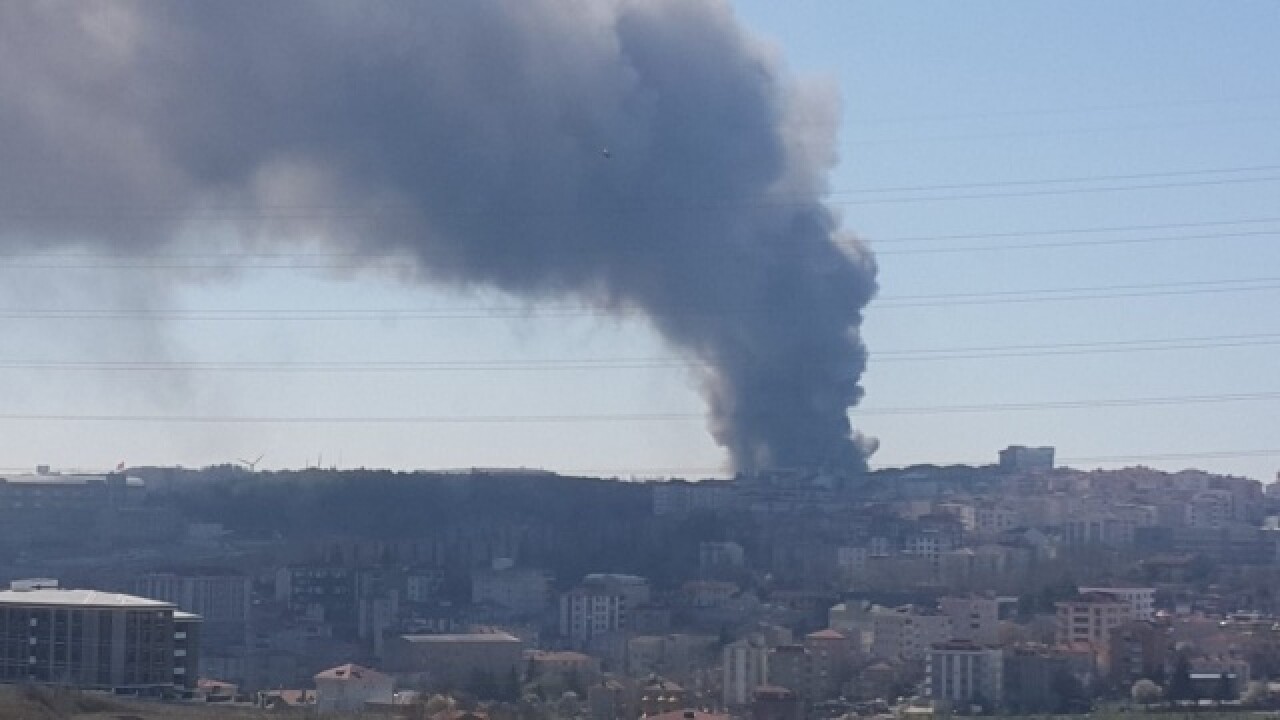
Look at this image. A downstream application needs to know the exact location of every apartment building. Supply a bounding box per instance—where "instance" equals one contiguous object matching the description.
[1056,592,1132,650]
[0,583,199,692]
[870,605,952,661]
[925,640,1003,711]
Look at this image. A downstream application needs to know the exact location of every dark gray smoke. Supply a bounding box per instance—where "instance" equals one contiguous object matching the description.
[0,1,877,473]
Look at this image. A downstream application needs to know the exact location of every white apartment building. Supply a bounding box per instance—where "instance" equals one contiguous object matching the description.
[870,605,953,661]
[559,575,650,646]
[836,546,869,580]
[722,636,769,706]
[1186,490,1233,529]
[472,566,549,615]
[1078,586,1155,621]
[926,641,1003,711]
[314,663,394,715]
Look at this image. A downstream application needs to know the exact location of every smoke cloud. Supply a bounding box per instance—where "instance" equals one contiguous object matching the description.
[0,1,877,473]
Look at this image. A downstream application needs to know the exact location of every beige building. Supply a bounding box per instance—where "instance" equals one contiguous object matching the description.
[870,605,952,661]
[1056,592,1131,650]
[314,663,394,715]
[529,650,600,683]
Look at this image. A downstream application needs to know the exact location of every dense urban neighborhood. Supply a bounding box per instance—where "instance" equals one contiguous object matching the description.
[3,449,1280,717]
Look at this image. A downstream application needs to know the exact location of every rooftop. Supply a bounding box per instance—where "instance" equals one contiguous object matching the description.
[315,663,389,681]
[400,632,521,644]
[0,473,143,487]
[0,588,172,609]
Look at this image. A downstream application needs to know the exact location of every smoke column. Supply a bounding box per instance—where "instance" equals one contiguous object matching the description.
[0,1,877,473]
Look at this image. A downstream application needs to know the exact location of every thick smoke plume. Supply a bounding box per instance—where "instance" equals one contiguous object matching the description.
[0,1,877,473]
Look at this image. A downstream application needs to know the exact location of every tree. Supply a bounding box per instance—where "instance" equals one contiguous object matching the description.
[1168,655,1193,705]
[1049,668,1086,714]
[1216,672,1235,705]
[1131,679,1162,709]
[1243,681,1269,709]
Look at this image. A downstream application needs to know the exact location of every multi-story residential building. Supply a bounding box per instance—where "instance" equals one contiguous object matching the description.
[275,566,356,633]
[1055,592,1131,650]
[471,565,549,615]
[1079,586,1155,621]
[529,650,601,684]
[804,629,854,702]
[387,632,523,689]
[1001,644,1075,714]
[925,640,1002,711]
[682,581,738,608]
[870,605,952,661]
[404,568,445,604]
[998,446,1054,472]
[766,644,811,702]
[940,594,1000,645]
[722,636,769,707]
[559,574,650,646]
[652,480,735,517]
[1186,490,1233,529]
[835,546,868,584]
[0,583,200,692]
[0,469,143,511]
[1104,621,1170,685]
[129,571,251,648]
[699,541,745,573]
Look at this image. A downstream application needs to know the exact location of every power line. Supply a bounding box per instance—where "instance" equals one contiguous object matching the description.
[0,331,1276,373]
[3,164,1279,224]
[0,389,1274,424]
[844,93,1280,126]
[0,276,1272,320]
[0,225,1274,268]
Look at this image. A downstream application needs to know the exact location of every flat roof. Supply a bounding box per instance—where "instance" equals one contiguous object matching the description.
[400,632,520,644]
[0,588,173,609]
[0,473,144,487]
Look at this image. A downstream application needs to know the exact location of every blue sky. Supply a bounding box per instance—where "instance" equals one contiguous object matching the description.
[3,1,1278,481]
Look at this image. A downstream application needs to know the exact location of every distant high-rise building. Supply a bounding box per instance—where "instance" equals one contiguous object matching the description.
[998,446,1055,473]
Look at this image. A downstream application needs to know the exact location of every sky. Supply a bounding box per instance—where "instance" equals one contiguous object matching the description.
[2,1,1278,481]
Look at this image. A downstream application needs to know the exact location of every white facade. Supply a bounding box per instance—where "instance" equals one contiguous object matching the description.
[1186,490,1233,529]
[1078,586,1155,621]
[472,567,549,614]
[926,642,1003,711]
[870,606,953,661]
[314,663,394,715]
[722,637,768,706]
